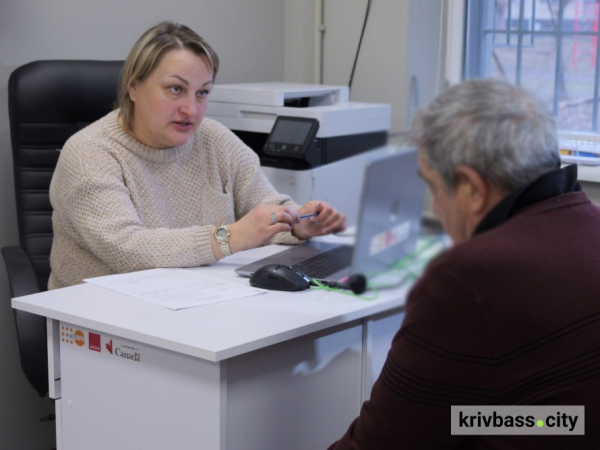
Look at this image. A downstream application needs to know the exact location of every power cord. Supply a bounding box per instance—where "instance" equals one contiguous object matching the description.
[348,0,373,91]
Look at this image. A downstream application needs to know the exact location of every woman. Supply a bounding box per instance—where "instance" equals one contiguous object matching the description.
[48,21,345,289]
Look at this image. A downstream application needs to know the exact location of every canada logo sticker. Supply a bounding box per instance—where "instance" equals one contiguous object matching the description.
[114,344,141,363]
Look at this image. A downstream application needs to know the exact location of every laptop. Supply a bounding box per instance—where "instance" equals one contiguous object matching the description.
[235,148,426,281]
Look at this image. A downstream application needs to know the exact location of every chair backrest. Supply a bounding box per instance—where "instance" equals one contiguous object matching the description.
[6,60,123,397]
[8,60,124,291]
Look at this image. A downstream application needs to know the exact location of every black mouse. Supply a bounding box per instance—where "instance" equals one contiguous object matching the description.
[249,264,311,291]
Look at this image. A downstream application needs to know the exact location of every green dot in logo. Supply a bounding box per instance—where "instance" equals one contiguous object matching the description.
[537,420,544,427]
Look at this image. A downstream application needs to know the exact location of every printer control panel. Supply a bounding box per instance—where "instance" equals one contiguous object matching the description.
[263,116,320,163]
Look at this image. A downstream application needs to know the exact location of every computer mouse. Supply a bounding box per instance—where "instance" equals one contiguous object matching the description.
[249,264,311,291]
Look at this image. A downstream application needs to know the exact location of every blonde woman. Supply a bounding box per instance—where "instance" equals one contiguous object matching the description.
[49,21,345,289]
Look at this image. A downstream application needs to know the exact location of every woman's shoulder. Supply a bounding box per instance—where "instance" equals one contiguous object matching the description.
[62,110,119,152]
[59,111,125,173]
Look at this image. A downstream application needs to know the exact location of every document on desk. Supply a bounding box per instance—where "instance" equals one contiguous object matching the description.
[84,268,266,310]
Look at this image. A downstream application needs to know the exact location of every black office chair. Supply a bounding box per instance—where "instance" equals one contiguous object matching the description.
[2,60,123,398]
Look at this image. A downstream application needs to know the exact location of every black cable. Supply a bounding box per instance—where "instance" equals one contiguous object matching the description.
[348,0,373,91]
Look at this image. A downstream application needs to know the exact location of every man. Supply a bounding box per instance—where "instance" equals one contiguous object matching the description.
[329,79,600,449]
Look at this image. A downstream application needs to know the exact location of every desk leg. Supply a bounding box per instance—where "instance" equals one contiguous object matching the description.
[55,398,63,450]
[47,318,61,399]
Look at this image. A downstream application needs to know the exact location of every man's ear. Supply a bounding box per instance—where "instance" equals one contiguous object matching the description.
[454,165,491,214]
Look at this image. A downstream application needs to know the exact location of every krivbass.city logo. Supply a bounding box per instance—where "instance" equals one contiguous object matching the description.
[451,406,584,435]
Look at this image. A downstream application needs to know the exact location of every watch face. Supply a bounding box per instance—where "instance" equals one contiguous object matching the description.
[216,228,228,238]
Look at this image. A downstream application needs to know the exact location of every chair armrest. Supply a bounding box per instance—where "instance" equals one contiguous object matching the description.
[2,245,49,397]
[2,245,41,297]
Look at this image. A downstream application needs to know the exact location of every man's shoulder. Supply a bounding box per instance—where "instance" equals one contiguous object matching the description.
[420,194,600,305]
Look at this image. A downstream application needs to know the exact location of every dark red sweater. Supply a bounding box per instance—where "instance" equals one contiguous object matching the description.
[330,168,600,449]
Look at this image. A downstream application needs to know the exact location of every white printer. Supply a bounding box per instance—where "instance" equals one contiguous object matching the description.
[206,82,393,225]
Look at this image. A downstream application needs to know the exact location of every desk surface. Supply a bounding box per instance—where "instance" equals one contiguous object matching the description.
[12,241,412,362]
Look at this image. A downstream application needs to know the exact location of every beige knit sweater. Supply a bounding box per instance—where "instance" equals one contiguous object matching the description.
[48,110,299,289]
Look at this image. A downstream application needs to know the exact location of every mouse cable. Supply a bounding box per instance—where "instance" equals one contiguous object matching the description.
[310,278,379,301]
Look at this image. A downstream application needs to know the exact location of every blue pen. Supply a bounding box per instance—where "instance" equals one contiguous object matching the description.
[299,212,319,220]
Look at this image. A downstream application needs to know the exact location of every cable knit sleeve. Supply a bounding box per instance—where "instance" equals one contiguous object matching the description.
[50,141,217,277]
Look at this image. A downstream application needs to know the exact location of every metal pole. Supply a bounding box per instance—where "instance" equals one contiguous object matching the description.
[592,2,600,131]
[516,0,526,85]
[552,0,565,116]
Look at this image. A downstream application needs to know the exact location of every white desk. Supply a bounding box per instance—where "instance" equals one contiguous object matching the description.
[12,244,411,450]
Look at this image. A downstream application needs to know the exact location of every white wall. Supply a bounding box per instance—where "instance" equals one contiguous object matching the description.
[0,1,285,448]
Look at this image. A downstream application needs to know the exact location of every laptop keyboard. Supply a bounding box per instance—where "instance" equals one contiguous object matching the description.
[292,245,354,279]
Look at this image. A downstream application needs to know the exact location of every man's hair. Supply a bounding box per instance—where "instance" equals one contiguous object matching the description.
[410,78,560,193]
[116,21,220,132]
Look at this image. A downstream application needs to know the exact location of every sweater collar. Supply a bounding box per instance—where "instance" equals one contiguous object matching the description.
[102,110,196,163]
[474,164,581,236]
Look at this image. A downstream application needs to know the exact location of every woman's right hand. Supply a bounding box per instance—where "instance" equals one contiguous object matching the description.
[227,204,300,254]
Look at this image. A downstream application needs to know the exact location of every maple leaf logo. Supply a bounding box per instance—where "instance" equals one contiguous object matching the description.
[105,339,113,354]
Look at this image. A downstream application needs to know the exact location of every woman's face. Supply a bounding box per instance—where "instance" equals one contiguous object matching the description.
[128,49,213,149]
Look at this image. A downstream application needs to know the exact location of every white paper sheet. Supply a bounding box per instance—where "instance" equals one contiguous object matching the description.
[84,268,266,310]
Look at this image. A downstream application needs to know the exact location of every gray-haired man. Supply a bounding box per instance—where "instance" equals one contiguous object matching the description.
[329,79,600,449]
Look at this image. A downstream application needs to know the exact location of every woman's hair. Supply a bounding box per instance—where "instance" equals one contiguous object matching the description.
[116,21,220,132]
[411,78,560,194]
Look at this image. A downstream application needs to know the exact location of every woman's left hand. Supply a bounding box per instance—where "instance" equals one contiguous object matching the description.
[292,200,346,240]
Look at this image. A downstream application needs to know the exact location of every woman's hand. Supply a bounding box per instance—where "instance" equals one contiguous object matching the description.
[227,204,300,254]
[292,201,346,240]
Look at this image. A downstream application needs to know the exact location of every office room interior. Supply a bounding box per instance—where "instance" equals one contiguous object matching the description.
[4,0,599,448]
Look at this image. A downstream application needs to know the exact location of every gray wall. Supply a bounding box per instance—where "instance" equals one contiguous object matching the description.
[0,1,285,448]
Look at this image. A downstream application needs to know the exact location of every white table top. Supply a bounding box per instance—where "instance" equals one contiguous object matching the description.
[12,242,411,362]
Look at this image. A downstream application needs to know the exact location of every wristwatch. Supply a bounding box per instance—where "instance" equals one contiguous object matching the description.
[214,225,232,256]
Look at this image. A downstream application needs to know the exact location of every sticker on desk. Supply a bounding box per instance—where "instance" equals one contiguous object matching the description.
[89,332,101,352]
[370,221,411,256]
[89,334,140,363]
[61,325,85,347]
[114,343,141,363]
[61,324,143,364]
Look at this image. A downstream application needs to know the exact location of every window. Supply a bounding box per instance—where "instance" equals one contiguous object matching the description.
[465,0,600,133]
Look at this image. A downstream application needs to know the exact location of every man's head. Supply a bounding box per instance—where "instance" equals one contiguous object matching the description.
[411,78,560,243]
